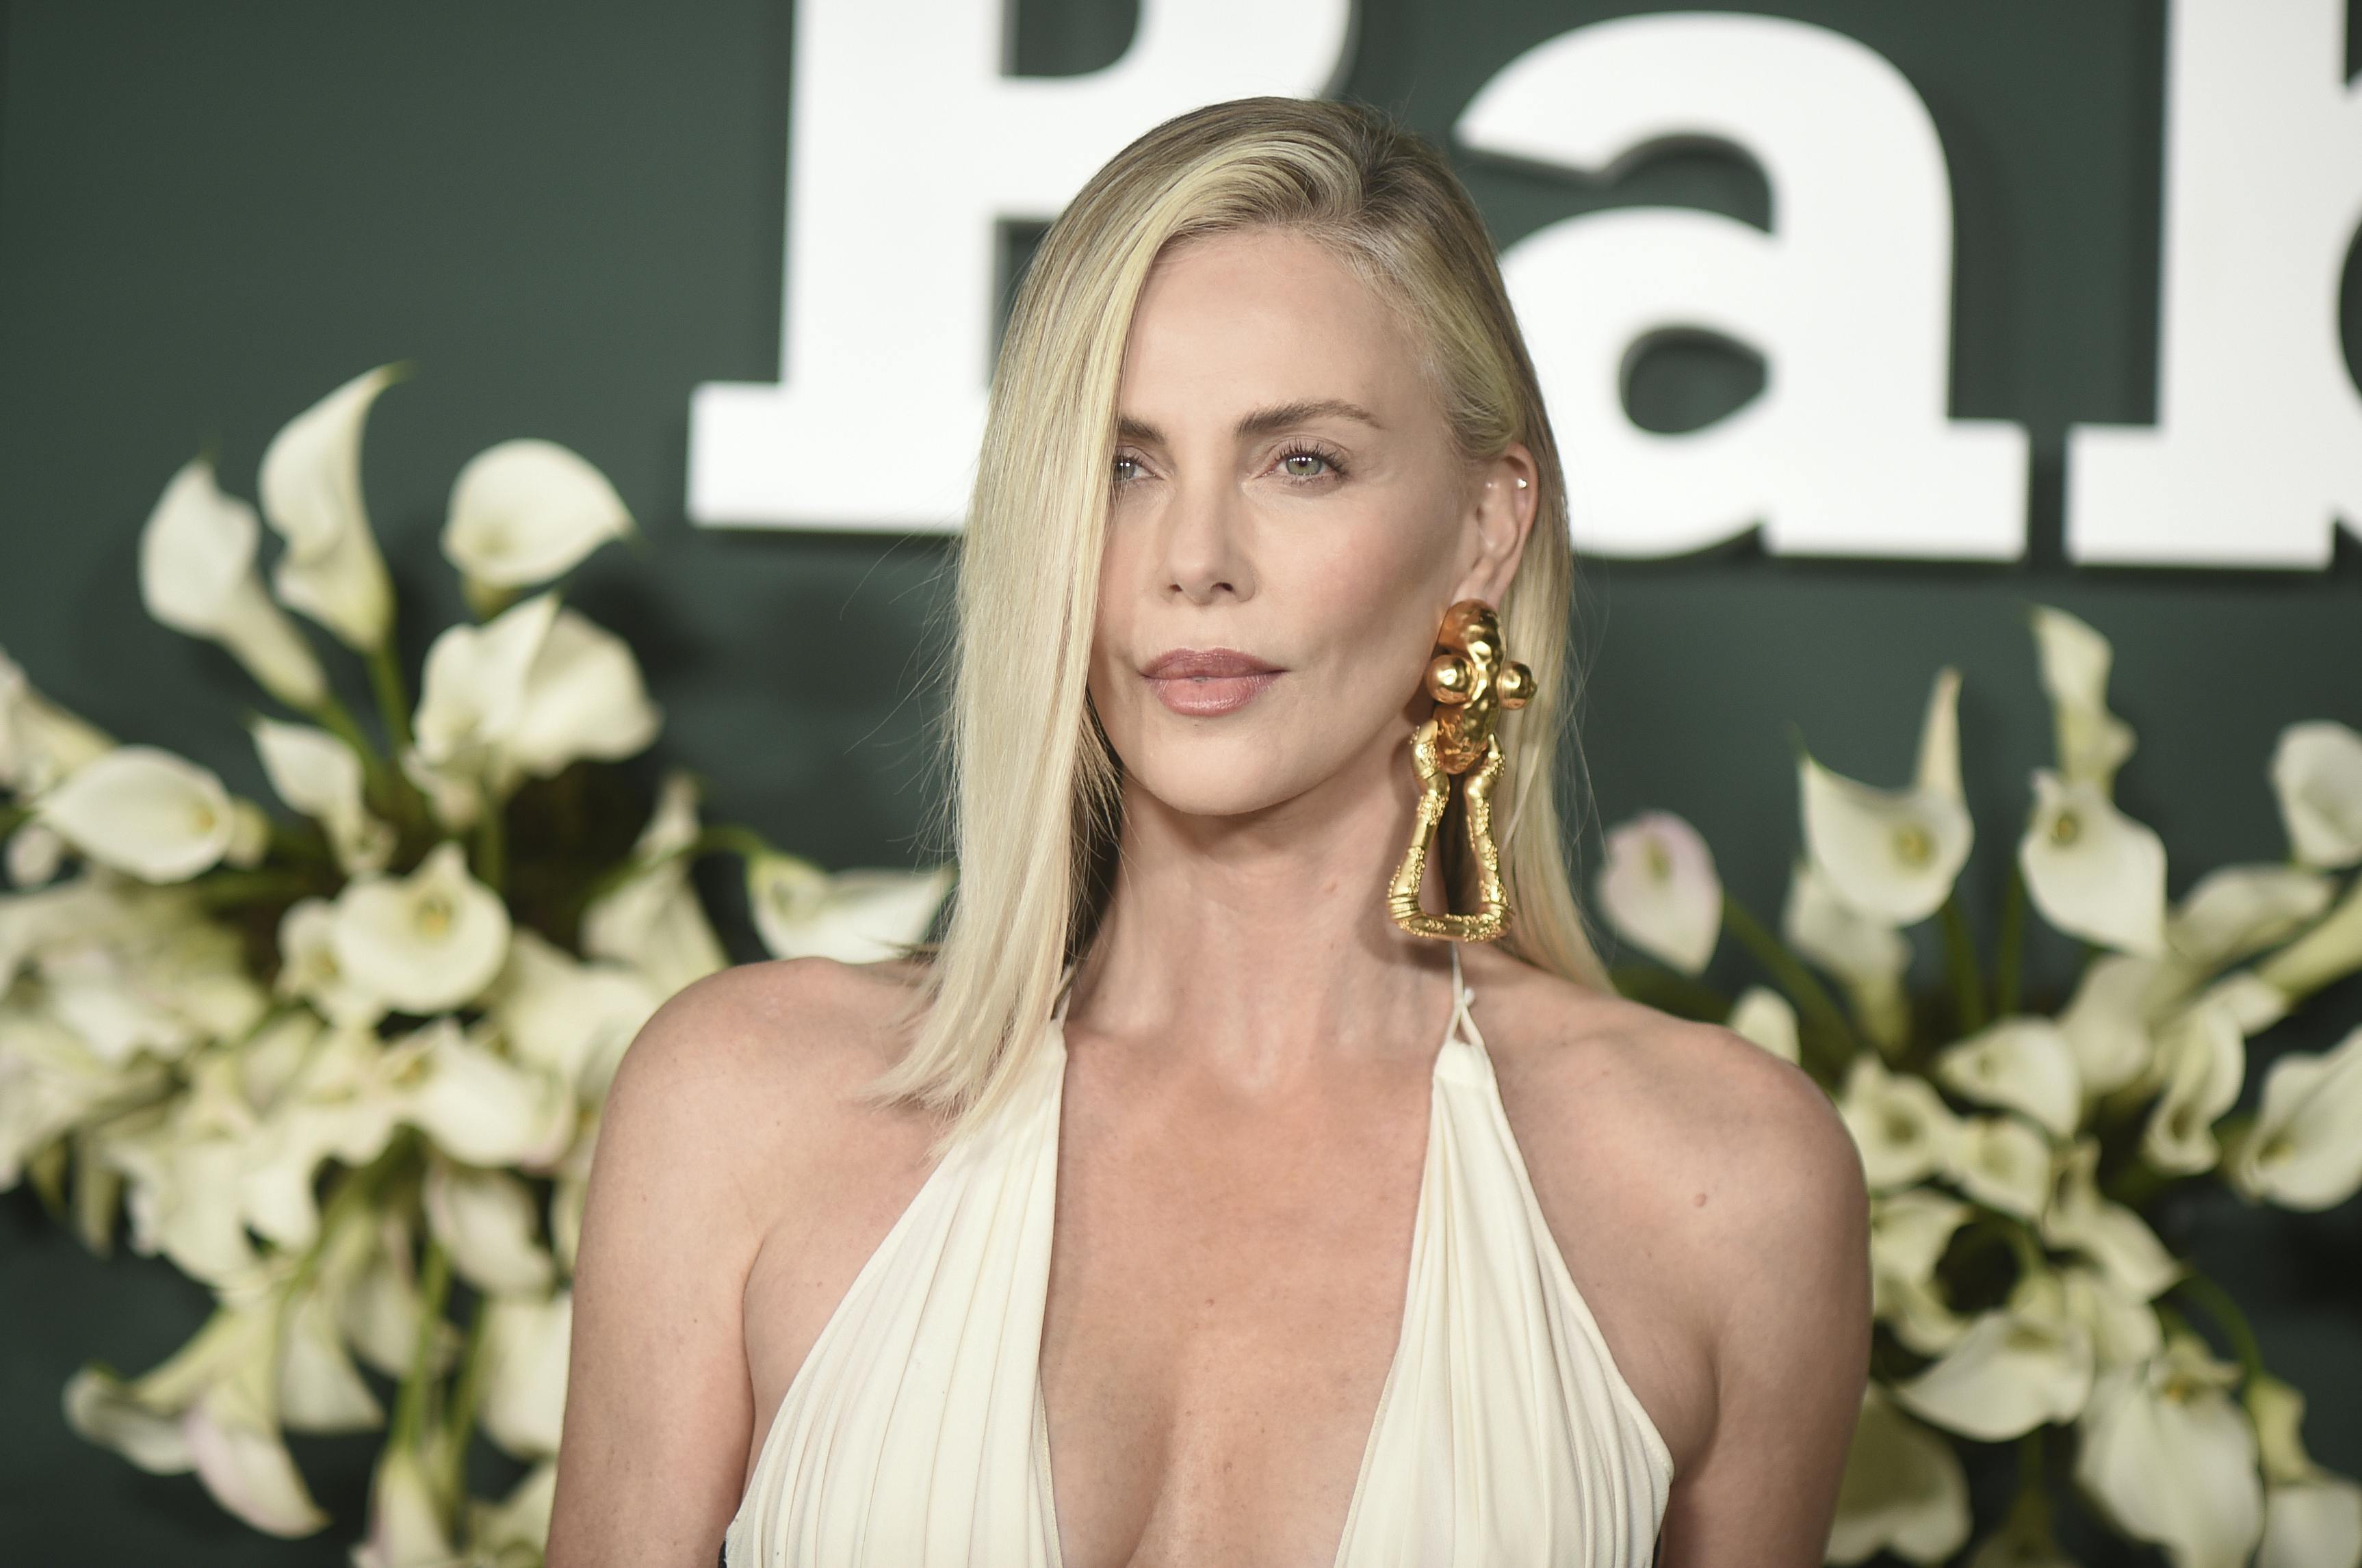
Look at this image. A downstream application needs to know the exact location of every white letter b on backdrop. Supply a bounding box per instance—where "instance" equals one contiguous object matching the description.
[1457,13,2026,560]
[688,0,1355,530]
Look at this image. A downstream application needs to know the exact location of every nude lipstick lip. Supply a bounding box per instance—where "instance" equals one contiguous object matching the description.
[1141,647,1282,718]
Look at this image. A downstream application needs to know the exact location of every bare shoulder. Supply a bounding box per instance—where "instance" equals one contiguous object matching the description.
[1460,947,1869,1468]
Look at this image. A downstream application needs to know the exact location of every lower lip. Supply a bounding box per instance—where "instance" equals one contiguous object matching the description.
[1147,671,1280,717]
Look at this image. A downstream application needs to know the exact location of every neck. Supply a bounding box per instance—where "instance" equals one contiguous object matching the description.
[1072,743,1459,1085]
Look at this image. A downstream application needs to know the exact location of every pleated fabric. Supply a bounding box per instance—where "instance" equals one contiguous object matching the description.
[724,949,1673,1567]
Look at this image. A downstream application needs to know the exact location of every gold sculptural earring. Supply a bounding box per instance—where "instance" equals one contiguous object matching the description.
[1388,599,1533,943]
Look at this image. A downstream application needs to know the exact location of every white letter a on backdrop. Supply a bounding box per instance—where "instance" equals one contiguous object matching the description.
[688,0,1354,531]
[1457,13,2026,561]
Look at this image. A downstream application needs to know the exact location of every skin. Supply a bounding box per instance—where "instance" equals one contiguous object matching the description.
[550,227,1869,1568]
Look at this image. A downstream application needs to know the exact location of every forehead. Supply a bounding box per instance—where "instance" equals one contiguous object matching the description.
[1117,228,1425,424]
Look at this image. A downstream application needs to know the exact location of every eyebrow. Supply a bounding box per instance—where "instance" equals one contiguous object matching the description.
[1115,397,1384,446]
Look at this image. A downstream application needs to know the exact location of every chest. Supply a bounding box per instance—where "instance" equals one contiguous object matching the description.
[1033,1060,1434,1568]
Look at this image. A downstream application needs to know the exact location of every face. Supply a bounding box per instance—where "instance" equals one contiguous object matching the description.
[1089,226,1537,822]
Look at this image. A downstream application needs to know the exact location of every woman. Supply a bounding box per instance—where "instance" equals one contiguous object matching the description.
[550,98,1868,1567]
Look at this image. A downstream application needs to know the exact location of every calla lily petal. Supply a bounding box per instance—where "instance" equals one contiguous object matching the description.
[1937,1017,2083,1139]
[2058,954,2170,1097]
[1826,1384,1971,1565]
[350,1441,455,1568]
[2144,999,2246,1176]
[2061,1264,2164,1370]
[2230,1022,2362,1211]
[2020,769,2168,955]
[258,366,398,651]
[140,459,328,709]
[490,930,660,1099]
[1594,811,1722,976]
[1800,668,1973,925]
[2075,1333,2263,1568]
[478,1290,571,1459]
[499,607,662,781]
[1839,1057,1961,1190]
[250,718,393,875]
[36,746,235,883]
[2044,1140,2179,1301]
[1870,1190,1972,1354]
[2168,865,2335,969]
[2259,1477,2362,1568]
[2029,605,2136,792]
[749,857,954,965]
[582,771,725,997]
[1725,986,1800,1064]
[1895,1273,2094,1440]
[330,841,511,1015]
[424,1160,555,1296]
[1782,859,1911,1050]
[411,591,560,774]
[2258,874,2362,1003]
[2272,721,2362,870]
[400,1018,573,1169]
[1945,1114,2054,1220]
[0,649,113,796]
[444,438,634,591]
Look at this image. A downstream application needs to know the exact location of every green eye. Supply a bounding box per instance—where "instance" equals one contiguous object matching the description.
[1282,452,1330,478]
[1112,456,1141,482]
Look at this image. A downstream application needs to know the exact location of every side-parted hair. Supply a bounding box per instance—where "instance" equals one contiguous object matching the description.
[870,96,1610,1142]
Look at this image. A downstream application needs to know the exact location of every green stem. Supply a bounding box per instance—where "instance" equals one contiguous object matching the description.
[366,640,416,759]
[185,869,315,909]
[389,1236,453,1456]
[692,823,779,862]
[285,1132,417,1298]
[2172,1272,2268,1383]
[0,802,30,839]
[1994,863,2028,1017]
[1939,895,1987,1035]
[440,1292,493,1504]
[473,800,507,895]
[1722,894,1863,1073]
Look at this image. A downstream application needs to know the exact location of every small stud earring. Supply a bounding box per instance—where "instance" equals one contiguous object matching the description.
[1514,477,1529,489]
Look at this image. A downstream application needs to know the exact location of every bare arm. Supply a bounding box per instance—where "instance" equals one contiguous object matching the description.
[546,972,773,1568]
[1658,1044,1871,1567]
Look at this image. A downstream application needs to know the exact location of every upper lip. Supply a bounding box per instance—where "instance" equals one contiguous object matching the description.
[1141,647,1282,679]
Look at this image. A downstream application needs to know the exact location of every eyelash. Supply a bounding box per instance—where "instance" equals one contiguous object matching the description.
[1110,441,1351,485]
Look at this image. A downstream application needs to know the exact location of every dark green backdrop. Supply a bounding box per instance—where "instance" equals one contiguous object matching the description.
[2,2,2357,1563]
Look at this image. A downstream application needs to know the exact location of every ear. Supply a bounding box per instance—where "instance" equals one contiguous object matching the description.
[1453,443,1540,605]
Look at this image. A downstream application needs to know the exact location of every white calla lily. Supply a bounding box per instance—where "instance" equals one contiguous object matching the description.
[1838,1056,1961,1190]
[236,1025,407,1249]
[2272,721,2362,870]
[335,1211,456,1381]
[1895,1272,2094,1441]
[471,1459,559,1560]
[7,818,65,886]
[2020,770,2168,955]
[582,770,726,996]
[443,437,634,594]
[1937,1017,2082,1139]
[749,854,953,965]
[257,365,398,651]
[2229,1022,2362,1211]
[2168,864,2335,969]
[499,606,662,781]
[36,745,235,883]
[490,929,660,1099]
[330,841,511,1015]
[2058,953,2170,1096]
[1594,811,1722,975]
[1800,666,1973,924]
[1783,859,1911,1051]
[2076,1333,2263,1568]
[0,648,113,795]
[478,1289,572,1459]
[1826,1384,1971,1565]
[1869,1190,1972,1354]
[274,898,387,1030]
[250,718,393,875]
[2196,971,2291,1036]
[2144,999,2246,1175]
[2042,1140,2178,1301]
[2029,604,2136,792]
[65,1301,330,1539]
[424,1159,554,1296]
[139,458,328,709]
[276,1281,382,1435]
[1945,1114,2054,1220]
[350,1440,454,1568]
[411,590,560,778]
[397,1017,573,1169]
[2060,1264,2164,1370]
[1725,986,1800,1064]
[2249,1374,2362,1568]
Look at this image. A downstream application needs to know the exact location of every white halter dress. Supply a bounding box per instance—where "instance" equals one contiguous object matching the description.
[723,948,1673,1566]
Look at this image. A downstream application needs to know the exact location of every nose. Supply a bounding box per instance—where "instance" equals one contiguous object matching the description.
[1160,473,1256,606]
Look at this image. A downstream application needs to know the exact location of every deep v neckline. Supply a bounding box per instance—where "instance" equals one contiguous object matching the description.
[1032,948,1475,1568]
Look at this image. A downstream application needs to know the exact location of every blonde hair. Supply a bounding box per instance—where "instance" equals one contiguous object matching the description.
[873,96,1610,1138]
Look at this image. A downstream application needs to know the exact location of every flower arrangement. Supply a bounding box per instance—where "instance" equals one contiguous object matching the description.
[0,369,952,1564]
[1596,607,2362,1568]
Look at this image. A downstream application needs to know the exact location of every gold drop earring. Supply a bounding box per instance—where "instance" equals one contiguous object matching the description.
[1388,598,1534,943]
